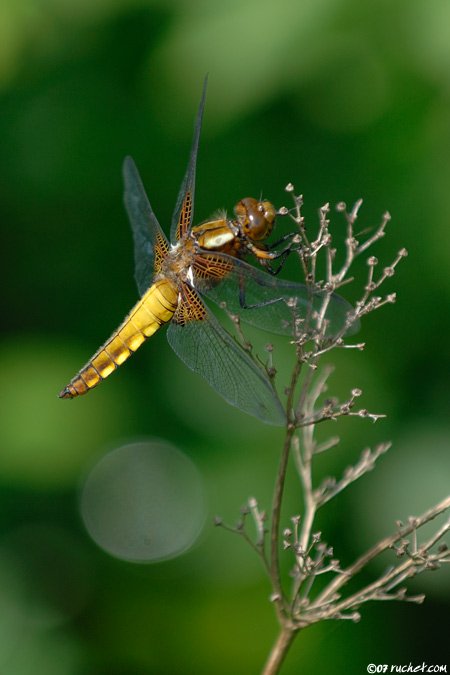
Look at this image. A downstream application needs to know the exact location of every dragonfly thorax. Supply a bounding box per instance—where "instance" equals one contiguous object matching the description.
[190,218,239,252]
[160,237,197,285]
[189,198,277,260]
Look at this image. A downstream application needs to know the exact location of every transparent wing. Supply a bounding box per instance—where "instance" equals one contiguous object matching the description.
[123,156,170,297]
[170,77,208,243]
[166,283,285,426]
[192,252,359,339]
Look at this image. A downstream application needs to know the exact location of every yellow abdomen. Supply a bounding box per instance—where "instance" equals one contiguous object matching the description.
[59,279,178,398]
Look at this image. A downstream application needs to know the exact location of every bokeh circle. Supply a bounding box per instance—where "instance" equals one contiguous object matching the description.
[80,441,206,563]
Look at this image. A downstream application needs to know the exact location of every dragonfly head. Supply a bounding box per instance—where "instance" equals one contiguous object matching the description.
[234,197,276,242]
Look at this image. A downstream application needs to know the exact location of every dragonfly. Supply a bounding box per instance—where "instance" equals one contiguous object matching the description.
[59,79,354,425]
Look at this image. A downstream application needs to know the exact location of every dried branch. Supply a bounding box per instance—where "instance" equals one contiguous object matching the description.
[314,442,391,507]
[312,495,450,610]
[215,188,447,675]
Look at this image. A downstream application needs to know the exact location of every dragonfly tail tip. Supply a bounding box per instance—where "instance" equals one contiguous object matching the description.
[58,386,74,399]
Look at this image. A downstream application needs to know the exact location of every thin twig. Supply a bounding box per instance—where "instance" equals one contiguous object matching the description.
[312,495,450,608]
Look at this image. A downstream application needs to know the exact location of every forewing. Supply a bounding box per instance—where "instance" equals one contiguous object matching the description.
[123,156,170,297]
[170,77,208,243]
[193,252,359,339]
[166,283,285,426]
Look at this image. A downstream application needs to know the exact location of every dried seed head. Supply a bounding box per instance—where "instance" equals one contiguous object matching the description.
[368,256,378,266]
[285,183,294,192]
[425,560,440,571]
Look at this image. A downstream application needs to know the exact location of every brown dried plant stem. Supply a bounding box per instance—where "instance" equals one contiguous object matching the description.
[262,624,298,675]
[270,359,302,616]
[266,358,304,675]
[313,494,450,610]
[218,191,449,675]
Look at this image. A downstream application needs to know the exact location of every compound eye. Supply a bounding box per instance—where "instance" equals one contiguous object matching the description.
[261,201,276,225]
[234,201,246,218]
[234,197,276,241]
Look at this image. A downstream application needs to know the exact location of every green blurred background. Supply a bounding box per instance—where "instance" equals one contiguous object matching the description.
[1,0,449,672]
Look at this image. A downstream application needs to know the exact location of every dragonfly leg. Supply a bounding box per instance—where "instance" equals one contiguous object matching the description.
[247,232,301,275]
[237,275,285,310]
[267,231,299,250]
[259,248,291,276]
